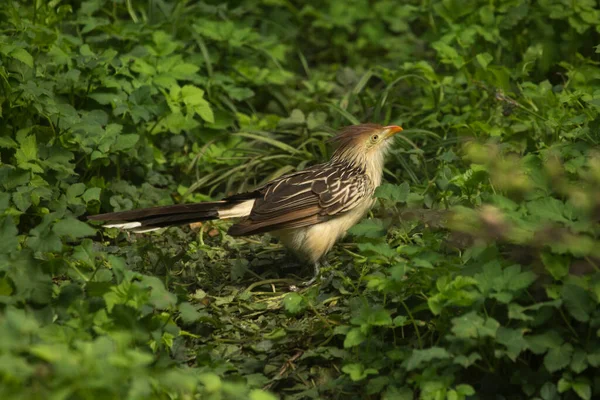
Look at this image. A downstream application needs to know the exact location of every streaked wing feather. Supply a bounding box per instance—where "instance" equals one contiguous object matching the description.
[228,162,373,235]
[228,206,323,236]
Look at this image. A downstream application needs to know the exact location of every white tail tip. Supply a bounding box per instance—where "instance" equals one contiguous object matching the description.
[104,222,142,230]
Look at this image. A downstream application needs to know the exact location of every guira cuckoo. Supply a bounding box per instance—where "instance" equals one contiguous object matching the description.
[89,123,403,284]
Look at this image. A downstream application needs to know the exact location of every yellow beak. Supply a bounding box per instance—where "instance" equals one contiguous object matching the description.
[383,125,403,139]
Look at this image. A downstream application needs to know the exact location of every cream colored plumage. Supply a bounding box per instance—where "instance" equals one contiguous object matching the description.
[88,123,403,284]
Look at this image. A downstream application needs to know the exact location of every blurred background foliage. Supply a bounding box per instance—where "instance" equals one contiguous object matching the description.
[1,0,600,398]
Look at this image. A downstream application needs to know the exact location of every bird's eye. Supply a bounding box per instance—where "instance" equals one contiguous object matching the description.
[371,134,379,141]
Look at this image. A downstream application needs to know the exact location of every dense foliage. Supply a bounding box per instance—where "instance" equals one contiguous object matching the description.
[1,0,600,398]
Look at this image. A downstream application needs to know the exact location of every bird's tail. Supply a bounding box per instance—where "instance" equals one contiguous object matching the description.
[87,199,254,233]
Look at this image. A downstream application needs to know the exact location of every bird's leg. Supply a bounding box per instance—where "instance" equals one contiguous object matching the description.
[300,261,322,286]
[300,260,333,286]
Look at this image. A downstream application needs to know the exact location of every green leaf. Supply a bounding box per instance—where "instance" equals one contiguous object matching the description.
[357,242,396,258]
[572,380,591,400]
[344,328,366,348]
[0,136,17,148]
[404,347,451,371]
[476,52,493,70]
[456,384,475,396]
[180,85,214,123]
[562,284,595,322]
[15,135,37,165]
[53,217,96,238]
[508,300,561,321]
[112,134,139,151]
[348,218,387,238]
[170,63,200,79]
[249,389,278,400]
[540,382,559,400]
[588,351,600,367]
[453,353,482,367]
[178,302,202,323]
[526,197,568,223]
[67,183,86,204]
[544,343,573,373]
[10,48,34,67]
[0,217,19,255]
[368,309,393,326]
[451,311,499,339]
[570,349,588,374]
[558,378,571,394]
[374,182,409,202]
[82,188,102,203]
[383,386,413,400]
[283,292,306,314]
[432,41,464,68]
[342,363,378,381]
[527,330,563,354]
[142,276,177,309]
[198,373,222,392]
[541,252,569,280]
[278,109,305,127]
[474,262,536,303]
[496,327,528,361]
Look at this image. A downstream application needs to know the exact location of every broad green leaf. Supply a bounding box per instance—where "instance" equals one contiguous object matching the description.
[432,41,464,68]
[404,347,451,371]
[278,109,305,127]
[572,381,591,400]
[170,63,199,79]
[375,182,409,202]
[496,327,528,361]
[508,300,561,321]
[570,349,588,374]
[15,135,37,165]
[0,217,19,255]
[561,284,594,322]
[476,52,493,70]
[344,328,366,348]
[540,382,558,400]
[348,218,387,238]
[0,136,17,148]
[198,373,222,392]
[249,390,278,400]
[112,134,139,151]
[178,302,202,323]
[10,48,34,67]
[451,311,499,339]
[53,218,96,238]
[82,187,102,203]
[180,85,214,123]
[141,276,177,309]
[283,292,306,314]
[357,242,396,258]
[342,363,378,381]
[544,343,573,373]
[526,197,568,223]
[527,330,563,354]
[541,252,569,280]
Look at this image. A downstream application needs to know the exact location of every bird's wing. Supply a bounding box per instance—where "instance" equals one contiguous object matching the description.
[227,162,373,236]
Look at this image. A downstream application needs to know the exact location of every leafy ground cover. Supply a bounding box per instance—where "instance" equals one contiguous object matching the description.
[1,0,600,399]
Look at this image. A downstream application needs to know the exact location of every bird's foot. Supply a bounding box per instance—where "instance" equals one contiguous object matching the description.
[299,261,331,287]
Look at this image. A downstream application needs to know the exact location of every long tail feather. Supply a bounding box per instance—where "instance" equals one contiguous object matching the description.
[88,200,255,233]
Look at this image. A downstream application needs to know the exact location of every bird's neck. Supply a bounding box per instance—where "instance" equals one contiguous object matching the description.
[331,150,385,188]
[364,150,385,187]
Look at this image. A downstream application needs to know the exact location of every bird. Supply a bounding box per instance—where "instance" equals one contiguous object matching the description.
[88,123,403,285]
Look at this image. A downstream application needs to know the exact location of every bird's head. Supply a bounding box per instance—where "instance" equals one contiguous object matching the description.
[331,123,403,165]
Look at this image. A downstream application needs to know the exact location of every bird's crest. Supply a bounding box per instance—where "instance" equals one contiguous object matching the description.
[330,123,383,150]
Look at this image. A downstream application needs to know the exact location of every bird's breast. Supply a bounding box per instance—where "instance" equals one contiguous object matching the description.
[275,197,374,264]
